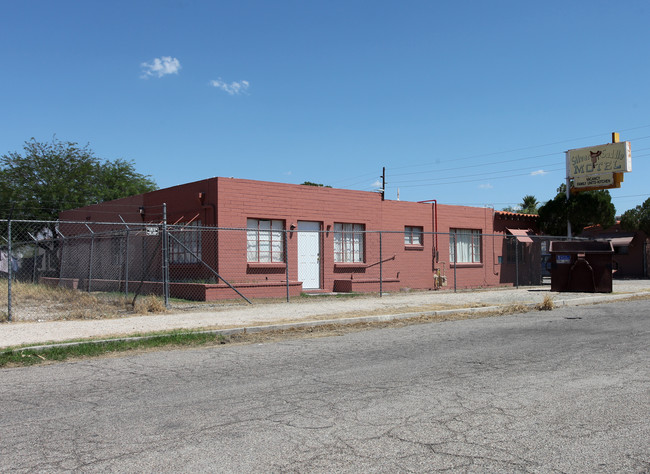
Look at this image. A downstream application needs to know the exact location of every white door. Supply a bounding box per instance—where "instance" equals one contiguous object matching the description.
[298,221,321,289]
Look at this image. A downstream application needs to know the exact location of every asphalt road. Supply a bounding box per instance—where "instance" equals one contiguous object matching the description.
[1,300,649,473]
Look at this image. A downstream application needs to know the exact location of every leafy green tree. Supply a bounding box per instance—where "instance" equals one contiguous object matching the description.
[301,181,332,188]
[1,137,157,277]
[537,193,568,236]
[1,137,157,221]
[571,190,616,233]
[98,159,158,202]
[537,184,616,236]
[620,197,650,234]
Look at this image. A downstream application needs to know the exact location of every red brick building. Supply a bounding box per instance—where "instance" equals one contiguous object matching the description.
[59,177,539,300]
[580,223,648,278]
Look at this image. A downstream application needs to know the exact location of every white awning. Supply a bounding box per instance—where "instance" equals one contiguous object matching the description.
[609,236,633,247]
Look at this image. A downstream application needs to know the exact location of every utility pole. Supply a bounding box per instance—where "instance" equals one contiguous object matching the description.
[565,167,571,239]
[381,167,385,201]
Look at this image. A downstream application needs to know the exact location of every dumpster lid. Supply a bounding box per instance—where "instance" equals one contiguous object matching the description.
[549,240,614,253]
[506,228,534,243]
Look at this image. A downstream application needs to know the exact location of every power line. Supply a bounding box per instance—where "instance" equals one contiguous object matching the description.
[392,143,650,180]
[388,152,650,188]
[331,128,650,190]
[389,126,650,172]
[395,167,565,188]
[390,158,563,183]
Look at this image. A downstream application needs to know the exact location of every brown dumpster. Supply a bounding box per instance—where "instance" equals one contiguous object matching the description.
[549,241,614,293]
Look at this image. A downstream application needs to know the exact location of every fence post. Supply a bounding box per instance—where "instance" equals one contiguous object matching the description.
[7,218,12,322]
[162,203,170,309]
[85,224,95,293]
[141,230,146,287]
[285,230,289,303]
[515,238,519,289]
[56,227,66,285]
[124,229,130,297]
[379,232,383,297]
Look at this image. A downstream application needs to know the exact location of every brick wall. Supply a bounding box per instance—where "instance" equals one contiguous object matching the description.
[59,177,530,294]
[214,178,440,291]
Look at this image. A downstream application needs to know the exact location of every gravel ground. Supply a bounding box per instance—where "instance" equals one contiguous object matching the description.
[2,281,649,349]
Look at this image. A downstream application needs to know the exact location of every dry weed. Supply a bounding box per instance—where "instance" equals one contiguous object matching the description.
[536,294,555,311]
[498,303,530,315]
[133,295,167,314]
[3,280,141,320]
[3,279,97,306]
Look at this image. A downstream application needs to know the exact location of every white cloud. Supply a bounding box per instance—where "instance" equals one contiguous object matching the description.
[140,56,181,79]
[531,169,548,176]
[209,78,250,95]
[371,179,382,188]
[478,183,493,189]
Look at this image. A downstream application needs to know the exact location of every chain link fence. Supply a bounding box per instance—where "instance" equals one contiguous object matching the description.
[2,218,571,322]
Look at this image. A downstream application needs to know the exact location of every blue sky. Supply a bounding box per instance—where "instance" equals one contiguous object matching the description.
[2,0,649,214]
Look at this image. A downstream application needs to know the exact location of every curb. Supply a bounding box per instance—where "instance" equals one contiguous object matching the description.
[7,291,647,355]
[8,304,505,354]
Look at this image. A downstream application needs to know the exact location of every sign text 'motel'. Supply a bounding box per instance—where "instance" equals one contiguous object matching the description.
[567,141,631,179]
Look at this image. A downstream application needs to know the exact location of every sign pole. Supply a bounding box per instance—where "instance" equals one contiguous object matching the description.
[565,152,571,238]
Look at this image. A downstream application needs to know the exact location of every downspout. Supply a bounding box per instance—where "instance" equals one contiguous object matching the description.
[198,192,217,226]
[485,207,489,285]
[417,199,438,263]
[434,200,438,260]
[492,208,498,276]
[201,203,216,225]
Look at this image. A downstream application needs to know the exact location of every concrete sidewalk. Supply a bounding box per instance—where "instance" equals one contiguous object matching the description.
[2,281,649,349]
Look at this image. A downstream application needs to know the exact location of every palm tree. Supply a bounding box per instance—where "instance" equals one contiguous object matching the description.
[520,195,539,214]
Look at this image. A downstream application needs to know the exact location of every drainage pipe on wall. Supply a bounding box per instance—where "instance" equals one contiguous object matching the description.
[379,232,383,297]
[417,199,438,261]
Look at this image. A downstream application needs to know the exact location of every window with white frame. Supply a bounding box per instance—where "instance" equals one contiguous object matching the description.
[404,226,423,246]
[247,218,284,263]
[334,223,365,263]
[449,228,481,263]
[170,221,202,264]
